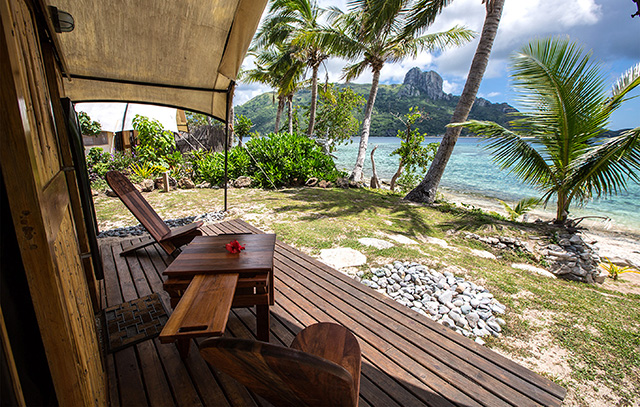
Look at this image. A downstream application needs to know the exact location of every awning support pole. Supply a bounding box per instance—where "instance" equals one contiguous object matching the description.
[223,82,235,212]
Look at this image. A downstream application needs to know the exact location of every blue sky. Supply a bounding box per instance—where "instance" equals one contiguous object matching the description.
[235,0,640,130]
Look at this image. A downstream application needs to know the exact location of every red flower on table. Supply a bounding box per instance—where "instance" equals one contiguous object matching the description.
[225,240,246,254]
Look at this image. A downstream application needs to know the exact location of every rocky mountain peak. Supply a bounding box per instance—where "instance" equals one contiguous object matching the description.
[401,67,449,100]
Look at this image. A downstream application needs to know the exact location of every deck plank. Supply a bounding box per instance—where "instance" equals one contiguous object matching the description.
[100,219,565,407]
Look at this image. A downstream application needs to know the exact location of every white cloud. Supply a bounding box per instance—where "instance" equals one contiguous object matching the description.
[442,79,460,94]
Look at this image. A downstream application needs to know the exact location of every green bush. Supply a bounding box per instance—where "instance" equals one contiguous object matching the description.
[132,115,176,165]
[193,148,250,186]
[193,133,342,188]
[193,152,225,185]
[244,133,343,188]
[86,147,135,183]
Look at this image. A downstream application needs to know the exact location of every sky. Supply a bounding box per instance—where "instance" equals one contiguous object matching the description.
[234,0,640,130]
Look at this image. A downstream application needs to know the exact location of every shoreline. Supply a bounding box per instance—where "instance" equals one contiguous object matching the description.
[438,188,640,269]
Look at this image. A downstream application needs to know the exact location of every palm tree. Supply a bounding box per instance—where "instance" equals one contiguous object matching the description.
[322,0,474,182]
[243,46,305,133]
[450,37,640,223]
[254,0,329,136]
[405,0,505,203]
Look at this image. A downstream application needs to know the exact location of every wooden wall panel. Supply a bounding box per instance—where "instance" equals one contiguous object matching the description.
[0,0,106,405]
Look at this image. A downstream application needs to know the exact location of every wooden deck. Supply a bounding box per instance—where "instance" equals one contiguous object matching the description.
[100,219,566,407]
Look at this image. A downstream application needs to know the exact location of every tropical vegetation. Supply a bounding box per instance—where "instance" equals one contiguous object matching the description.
[86,116,343,190]
[319,0,474,182]
[389,107,439,192]
[451,37,640,223]
[78,111,102,136]
[253,0,329,136]
[234,81,515,137]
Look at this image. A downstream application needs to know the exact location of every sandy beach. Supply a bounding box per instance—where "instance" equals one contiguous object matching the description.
[439,188,640,272]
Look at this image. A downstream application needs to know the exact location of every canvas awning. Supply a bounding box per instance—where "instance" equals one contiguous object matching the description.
[45,0,268,122]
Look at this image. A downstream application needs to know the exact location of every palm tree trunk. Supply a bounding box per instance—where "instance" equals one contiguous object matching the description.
[556,191,569,223]
[307,63,320,136]
[275,95,285,133]
[350,68,381,182]
[287,94,294,134]
[404,0,505,203]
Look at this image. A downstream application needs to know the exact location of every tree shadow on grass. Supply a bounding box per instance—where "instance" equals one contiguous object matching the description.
[271,188,438,236]
[436,204,510,233]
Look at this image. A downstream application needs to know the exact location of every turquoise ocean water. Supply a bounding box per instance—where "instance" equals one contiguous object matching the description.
[333,137,640,232]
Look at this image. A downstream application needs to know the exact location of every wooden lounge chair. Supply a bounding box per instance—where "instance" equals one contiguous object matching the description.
[199,322,361,407]
[105,171,203,256]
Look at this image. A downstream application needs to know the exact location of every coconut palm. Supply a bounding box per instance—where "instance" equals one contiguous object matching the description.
[322,0,474,182]
[243,46,306,133]
[405,0,505,203]
[450,37,640,223]
[254,0,329,136]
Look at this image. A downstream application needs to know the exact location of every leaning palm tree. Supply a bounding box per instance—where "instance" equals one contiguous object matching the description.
[322,1,474,182]
[254,0,329,136]
[405,0,505,203]
[450,37,640,223]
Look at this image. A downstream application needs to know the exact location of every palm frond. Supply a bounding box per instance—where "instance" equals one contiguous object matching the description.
[566,127,640,203]
[449,120,556,190]
[606,62,640,112]
[390,26,475,62]
[342,60,370,82]
[511,37,610,168]
[403,0,454,36]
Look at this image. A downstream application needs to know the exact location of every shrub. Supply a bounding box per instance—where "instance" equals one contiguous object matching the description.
[243,133,343,188]
[192,133,342,188]
[193,152,225,185]
[85,147,134,183]
[132,115,176,164]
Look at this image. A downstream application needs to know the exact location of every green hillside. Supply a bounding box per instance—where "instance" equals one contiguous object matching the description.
[235,82,517,137]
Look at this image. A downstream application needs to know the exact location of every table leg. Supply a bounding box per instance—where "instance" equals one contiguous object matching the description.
[256,305,270,342]
[177,339,191,359]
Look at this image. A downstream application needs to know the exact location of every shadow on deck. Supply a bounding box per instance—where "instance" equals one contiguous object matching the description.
[99,219,566,407]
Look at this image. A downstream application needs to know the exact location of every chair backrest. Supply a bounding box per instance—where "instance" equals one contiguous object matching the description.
[199,337,358,407]
[105,171,170,241]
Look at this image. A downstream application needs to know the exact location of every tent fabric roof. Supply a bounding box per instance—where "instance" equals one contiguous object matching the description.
[47,0,267,122]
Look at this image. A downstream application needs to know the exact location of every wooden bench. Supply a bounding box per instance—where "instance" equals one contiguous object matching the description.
[159,273,239,358]
[163,273,271,344]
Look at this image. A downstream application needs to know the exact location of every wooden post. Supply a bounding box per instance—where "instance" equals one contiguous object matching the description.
[163,171,170,192]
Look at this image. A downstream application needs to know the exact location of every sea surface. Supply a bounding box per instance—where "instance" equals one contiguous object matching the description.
[333,137,640,232]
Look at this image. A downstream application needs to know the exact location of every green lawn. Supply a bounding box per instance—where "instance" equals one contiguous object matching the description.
[94,186,640,406]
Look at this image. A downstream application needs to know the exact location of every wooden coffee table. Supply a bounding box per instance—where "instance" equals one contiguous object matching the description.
[160,234,276,357]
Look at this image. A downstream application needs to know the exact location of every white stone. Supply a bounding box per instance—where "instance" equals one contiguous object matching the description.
[389,234,419,245]
[358,238,395,249]
[423,236,449,248]
[469,249,497,259]
[511,263,557,279]
[319,248,366,269]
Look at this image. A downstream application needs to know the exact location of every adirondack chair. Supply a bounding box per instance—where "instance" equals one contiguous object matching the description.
[105,171,203,256]
[199,322,361,407]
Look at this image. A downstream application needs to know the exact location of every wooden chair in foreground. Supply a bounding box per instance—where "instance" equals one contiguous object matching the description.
[105,171,203,256]
[199,322,361,407]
